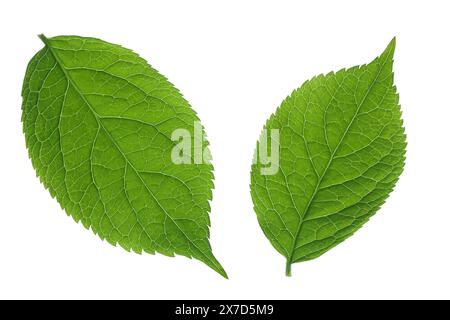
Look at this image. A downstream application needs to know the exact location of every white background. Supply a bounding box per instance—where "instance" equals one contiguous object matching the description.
[0,0,449,300]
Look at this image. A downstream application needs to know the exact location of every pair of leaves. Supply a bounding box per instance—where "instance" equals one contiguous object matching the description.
[22,35,405,277]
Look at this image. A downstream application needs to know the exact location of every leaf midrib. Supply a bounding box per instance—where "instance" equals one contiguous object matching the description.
[40,36,225,277]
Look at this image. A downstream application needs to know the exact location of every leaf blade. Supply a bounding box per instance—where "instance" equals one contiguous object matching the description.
[22,35,227,278]
[250,38,406,276]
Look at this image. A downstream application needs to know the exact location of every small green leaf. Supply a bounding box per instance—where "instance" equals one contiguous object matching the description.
[250,38,406,276]
[22,35,227,278]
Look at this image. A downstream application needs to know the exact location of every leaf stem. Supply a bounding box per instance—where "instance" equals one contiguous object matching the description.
[285,261,292,277]
[38,33,49,45]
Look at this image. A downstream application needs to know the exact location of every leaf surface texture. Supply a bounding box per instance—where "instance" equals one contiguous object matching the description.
[22,35,226,277]
[250,39,406,276]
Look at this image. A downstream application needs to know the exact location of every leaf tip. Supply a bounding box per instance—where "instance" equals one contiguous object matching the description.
[215,261,229,279]
[388,36,396,51]
[381,36,396,61]
[390,36,397,46]
[212,263,229,279]
[201,251,229,279]
[221,270,229,280]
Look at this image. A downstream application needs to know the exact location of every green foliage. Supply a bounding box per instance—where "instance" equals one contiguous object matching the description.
[22,35,226,278]
[251,39,406,276]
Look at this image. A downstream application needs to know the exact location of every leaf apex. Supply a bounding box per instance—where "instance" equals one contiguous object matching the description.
[212,256,229,279]
[381,37,396,61]
[221,270,229,280]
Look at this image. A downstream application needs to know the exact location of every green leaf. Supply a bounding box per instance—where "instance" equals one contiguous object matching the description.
[22,35,227,278]
[250,38,406,276]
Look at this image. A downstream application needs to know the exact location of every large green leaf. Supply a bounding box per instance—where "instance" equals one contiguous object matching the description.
[250,39,406,276]
[22,35,227,278]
